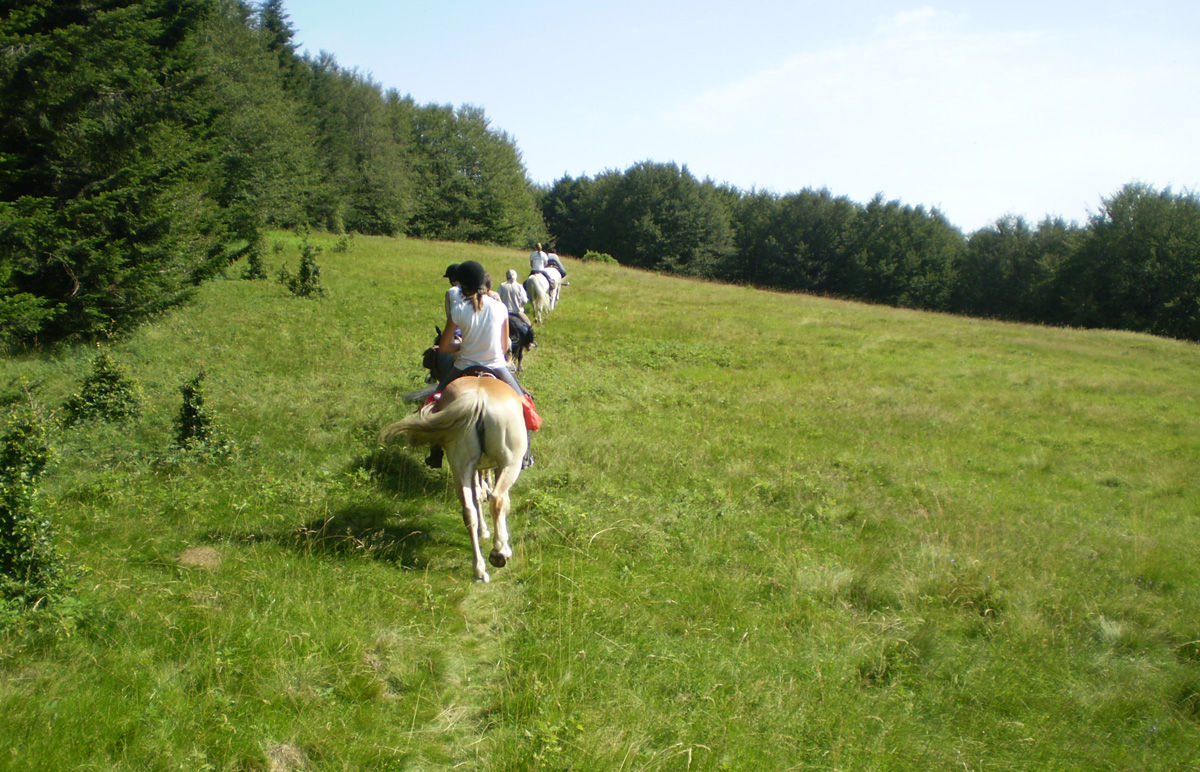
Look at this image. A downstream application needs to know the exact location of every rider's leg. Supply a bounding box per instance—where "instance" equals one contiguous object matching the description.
[436,366,463,394]
[426,367,465,468]
[492,367,525,396]
[435,351,455,383]
[488,367,537,469]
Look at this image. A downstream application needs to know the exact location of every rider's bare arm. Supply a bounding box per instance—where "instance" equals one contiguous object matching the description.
[439,315,460,353]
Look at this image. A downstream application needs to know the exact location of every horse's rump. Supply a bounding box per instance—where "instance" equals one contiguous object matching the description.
[524,274,552,323]
[379,387,482,448]
[380,377,526,466]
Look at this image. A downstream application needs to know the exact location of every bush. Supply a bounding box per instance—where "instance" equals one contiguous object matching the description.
[64,349,143,423]
[1,404,69,615]
[331,234,355,254]
[241,245,270,280]
[581,250,617,264]
[278,233,326,298]
[173,371,234,457]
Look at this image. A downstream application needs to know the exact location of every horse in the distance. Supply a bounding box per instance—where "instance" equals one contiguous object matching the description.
[507,314,535,372]
[380,376,527,582]
[524,265,563,323]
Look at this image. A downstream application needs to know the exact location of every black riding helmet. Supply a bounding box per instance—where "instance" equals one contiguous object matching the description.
[443,263,460,281]
[457,260,488,295]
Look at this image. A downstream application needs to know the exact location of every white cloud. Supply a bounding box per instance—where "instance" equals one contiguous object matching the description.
[652,7,1197,229]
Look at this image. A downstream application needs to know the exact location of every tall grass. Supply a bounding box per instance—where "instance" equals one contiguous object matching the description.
[2,233,1198,770]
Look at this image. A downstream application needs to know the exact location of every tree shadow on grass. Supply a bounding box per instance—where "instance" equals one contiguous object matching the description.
[211,445,462,570]
[360,443,451,498]
[286,501,439,570]
[282,444,463,569]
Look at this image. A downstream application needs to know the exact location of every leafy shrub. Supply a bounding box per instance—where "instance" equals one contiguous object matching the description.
[0,291,56,352]
[331,234,355,254]
[581,250,617,264]
[173,371,234,456]
[1,404,69,615]
[64,349,143,423]
[241,245,269,280]
[278,233,326,298]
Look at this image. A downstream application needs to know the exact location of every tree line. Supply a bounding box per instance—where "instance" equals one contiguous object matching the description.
[3,0,1198,348]
[542,163,1200,342]
[1,0,544,347]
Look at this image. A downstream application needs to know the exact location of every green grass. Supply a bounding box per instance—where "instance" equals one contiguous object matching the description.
[3,232,1199,770]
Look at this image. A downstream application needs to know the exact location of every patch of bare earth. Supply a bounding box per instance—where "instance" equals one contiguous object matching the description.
[267,743,310,772]
[177,546,223,569]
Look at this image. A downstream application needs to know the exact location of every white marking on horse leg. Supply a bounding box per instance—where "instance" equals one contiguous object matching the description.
[488,489,510,568]
[457,481,489,582]
[474,470,491,541]
[487,463,520,568]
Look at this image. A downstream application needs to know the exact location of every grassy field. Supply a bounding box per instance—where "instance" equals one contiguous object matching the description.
[2,232,1199,771]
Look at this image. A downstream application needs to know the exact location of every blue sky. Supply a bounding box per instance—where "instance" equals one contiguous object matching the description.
[281,1,1199,233]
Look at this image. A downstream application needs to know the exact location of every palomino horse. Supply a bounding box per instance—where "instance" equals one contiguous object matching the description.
[379,376,528,582]
[523,266,563,323]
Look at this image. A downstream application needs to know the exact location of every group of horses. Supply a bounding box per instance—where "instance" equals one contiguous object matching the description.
[522,263,565,324]
[378,258,567,582]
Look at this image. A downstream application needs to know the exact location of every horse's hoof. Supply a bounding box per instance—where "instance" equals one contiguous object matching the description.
[475,573,490,583]
[489,551,508,568]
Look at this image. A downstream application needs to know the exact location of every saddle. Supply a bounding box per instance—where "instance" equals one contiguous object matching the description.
[458,365,501,380]
[529,269,557,286]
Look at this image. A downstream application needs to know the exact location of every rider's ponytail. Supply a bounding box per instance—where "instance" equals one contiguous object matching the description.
[457,261,488,313]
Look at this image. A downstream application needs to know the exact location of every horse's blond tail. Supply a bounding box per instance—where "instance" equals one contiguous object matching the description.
[378,388,487,448]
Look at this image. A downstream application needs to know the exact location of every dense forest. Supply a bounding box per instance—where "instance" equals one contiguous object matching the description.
[3,0,1199,347]
[545,166,1200,341]
[0,0,545,346]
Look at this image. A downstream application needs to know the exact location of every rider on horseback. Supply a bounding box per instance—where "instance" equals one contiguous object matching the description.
[499,269,532,328]
[545,247,567,283]
[529,243,558,288]
[427,260,539,469]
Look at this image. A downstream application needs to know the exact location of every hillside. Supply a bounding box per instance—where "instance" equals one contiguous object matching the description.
[3,233,1199,770]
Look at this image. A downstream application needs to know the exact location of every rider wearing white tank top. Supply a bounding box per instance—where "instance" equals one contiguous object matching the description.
[529,243,547,272]
[450,293,508,371]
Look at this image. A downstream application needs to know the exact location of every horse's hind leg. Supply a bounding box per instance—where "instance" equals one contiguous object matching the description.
[474,470,491,541]
[487,463,521,568]
[456,472,489,582]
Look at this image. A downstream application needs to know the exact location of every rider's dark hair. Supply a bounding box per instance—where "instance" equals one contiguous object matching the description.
[457,261,488,311]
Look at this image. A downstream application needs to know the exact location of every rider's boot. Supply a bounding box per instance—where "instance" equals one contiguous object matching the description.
[423,391,444,467]
[522,430,534,469]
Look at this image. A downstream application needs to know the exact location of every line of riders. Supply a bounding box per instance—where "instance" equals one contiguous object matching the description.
[421,245,568,470]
